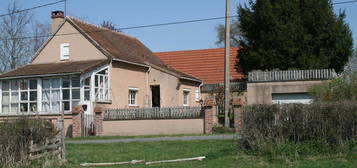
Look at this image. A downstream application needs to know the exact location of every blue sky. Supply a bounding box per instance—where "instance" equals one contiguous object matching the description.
[0,0,356,52]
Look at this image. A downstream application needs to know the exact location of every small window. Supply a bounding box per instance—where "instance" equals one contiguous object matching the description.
[60,43,70,60]
[128,88,138,106]
[195,89,200,101]
[183,90,190,106]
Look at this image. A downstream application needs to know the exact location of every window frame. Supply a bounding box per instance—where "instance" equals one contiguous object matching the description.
[60,43,70,60]
[128,87,139,106]
[183,89,190,106]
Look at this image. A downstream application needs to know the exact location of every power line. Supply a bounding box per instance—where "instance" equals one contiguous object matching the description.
[333,0,357,5]
[0,0,65,18]
[0,15,238,41]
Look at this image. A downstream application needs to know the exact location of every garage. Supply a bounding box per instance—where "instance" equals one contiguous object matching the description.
[272,93,312,104]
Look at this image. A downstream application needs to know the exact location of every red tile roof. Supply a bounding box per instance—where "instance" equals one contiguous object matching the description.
[155,48,244,84]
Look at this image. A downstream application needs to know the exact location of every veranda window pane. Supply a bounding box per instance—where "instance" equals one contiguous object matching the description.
[95,76,99,87]
[62,89,70,100]
[29,80,37,89]
[51,79,60,88]
[72,101,79,108]
[2,81,9,91]
[52,90,60,101]
[2,92,9,104]
[11,80,18,90]
[72,78,80,87]
[21,92,28,101]
[30,103,37,112]
[11,92,18,102]
[62,78,70,88]
[72,89,80,99]
[42,102,50,112]
[11,103,18,113]
[42,79,50,89]
[42,91,50,101]
[84,91,90,101]
[20,103,28,112]
[30,91,37,101]
[63,101,70,111]
[52,102,60,112]
[2,105,9,113]
[20,80,28,90]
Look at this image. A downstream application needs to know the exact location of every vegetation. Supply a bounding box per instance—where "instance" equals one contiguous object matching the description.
[309,72,357,101]
[239,102,357,157]
[236,0,353,73]
[0,1,50,73]
[0,117,58,167]
[25,139,357,168]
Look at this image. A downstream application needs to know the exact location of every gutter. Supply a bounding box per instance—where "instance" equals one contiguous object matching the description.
[112,58,150,68]
[179,76,202,83]
[0,72,81,80]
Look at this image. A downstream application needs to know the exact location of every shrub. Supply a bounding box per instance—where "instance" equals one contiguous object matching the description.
[0,117,58,168]
[309,72,357,101]
[239,102,357,155]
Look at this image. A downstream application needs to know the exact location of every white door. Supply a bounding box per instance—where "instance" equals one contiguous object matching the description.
[272,93,312,104]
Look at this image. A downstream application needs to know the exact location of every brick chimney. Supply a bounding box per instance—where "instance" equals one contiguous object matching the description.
[51,11,65,35]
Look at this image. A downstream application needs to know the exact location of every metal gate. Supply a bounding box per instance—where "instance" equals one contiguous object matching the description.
[216,105,234,127]
[82,114,95,136]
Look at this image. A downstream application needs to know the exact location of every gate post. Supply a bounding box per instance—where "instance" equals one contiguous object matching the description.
[72,105,84,137]
[204,97,217,134]
[94,106,104,136]
[232,97,245,133]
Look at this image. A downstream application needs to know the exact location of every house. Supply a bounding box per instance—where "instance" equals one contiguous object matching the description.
[155,49,336,105]
[155,48,246,97]
[0,11,201,115]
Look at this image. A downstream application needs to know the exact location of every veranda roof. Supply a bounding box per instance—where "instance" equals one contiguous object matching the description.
[0,59,108,80]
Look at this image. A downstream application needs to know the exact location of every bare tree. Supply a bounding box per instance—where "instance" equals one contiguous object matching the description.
[31,20,50,54]
[0,1,32,72]
[215,19,242,47]
[100,20,121,32]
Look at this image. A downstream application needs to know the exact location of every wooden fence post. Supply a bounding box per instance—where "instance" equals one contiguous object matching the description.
[232,97,245,133]
[204,98,217,134]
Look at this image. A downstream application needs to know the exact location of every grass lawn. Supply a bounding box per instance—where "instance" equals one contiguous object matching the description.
[29,139,357,168]
[66,133,235,141]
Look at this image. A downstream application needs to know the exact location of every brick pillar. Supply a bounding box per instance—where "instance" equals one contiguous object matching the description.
[204,97,217,134]
[94,106,104,136]
[232,97,245,133]
[72,106,84,137]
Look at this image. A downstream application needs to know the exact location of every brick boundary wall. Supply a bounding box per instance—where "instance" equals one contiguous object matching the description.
[232,97,245,133]
[72,106,84,137]
[94,106,104,136]
[204,97,218,134]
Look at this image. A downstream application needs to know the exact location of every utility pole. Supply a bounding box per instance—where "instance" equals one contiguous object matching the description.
[224,0,231,128]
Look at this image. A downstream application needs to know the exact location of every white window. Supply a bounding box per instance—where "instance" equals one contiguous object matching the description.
[94,69,109,102]
[128,88,138,106]
[1,79,38,114]
[60,43,70,60]
[183,89,190,106]
[195,89,200,101]
[42,76,80,113]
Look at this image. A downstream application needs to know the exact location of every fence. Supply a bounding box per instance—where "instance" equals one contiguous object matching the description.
[248,69,337,82]
[28,134,62,161]
[104,106,203,120]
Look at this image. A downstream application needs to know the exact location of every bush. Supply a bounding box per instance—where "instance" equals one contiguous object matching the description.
[239,102,357,156]
[0,117,58,168]
[309,72,357,101]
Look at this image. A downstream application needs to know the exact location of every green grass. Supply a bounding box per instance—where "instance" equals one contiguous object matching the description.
[28,139,357,168]
[66,133,234,141]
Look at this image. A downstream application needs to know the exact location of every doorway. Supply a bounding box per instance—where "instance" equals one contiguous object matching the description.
[151,85,160,107]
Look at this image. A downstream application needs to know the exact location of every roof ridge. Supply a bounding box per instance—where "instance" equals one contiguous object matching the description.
[67,16,138,41]
[154,47,240,53]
